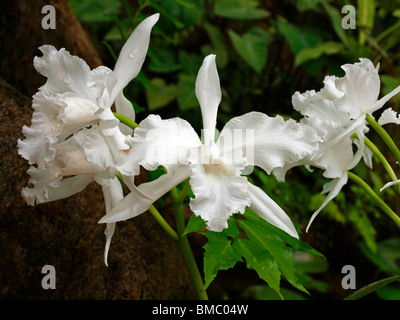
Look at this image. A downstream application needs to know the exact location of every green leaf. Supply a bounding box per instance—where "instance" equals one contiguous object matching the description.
[145,78,178,111]
[244,209,324,258]
[321,2,348,45]
[295,41,343,66]
[177,74,198,111]
[276,16,322,55]
[296,0,325,12]
[347,207,377,253]
[344,275,400,300]
[178,51,203,75]
[233,238,283,298]
[149,49,182,73]
[376,282,400,300]
[68,0,121,23]
[149,2,185,29]
[360,240,400,275]
[228,29,269,73]
[203,23,229,68]
[237,217,309,294]
[381,75,400,99]
[203,231,242,289]
[215,0,270,20]
[183,214,207,236]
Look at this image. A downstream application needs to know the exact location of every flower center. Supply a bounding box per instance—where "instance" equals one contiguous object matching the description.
[202,159,232,177]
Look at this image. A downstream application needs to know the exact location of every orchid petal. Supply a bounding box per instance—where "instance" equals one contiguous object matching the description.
[34,45,98,101]
[316,134,355,179]
[103,223,116,266]
[115,91,135,135]
[130,115,201,174]
[23,170,94,206]
[82,126,118,169]
[247,183,298,239]
[99,166,191,223]
[111,13,160,103]
[335,58,380,118]
[373,85,400,114]
[195,54,222,144]
[380,179,400,192]
[306,173,348,232]
[292,89,349,126]
[82,126,130,174]
[44,175,95,202]
[96,175,126,266]
[188,149,250,232]
[30,91,63,135]
[218,112,321,174]
[310,115,366,162]
[18,125,57,165]
[378,108,400,126]
[58,144,104,176]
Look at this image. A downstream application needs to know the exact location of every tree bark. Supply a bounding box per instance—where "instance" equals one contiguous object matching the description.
[0,0,196,299]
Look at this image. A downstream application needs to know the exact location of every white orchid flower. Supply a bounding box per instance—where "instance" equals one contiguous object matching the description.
[279,58,400,231]
[18,13,160,264]
[99,54,321,239]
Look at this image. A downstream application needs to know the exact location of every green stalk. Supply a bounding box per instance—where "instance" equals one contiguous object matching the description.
[149,205,178,241]
[358,135,400,193]
[173,199,208,300]
[366,114,400,164]
[176,179,191,204]
[363,137,398,183]
[170,184,208,300]
[348,171,400,228]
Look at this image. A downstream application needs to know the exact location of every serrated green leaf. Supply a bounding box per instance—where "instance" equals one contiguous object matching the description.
[215,0,269,20]
[237,217,308,294]
[244,209,324,258]
[344,275,400,300]
[228,29,268,73]
[183,214,207,236]
[232,237,283,298]
[203,231,242,289]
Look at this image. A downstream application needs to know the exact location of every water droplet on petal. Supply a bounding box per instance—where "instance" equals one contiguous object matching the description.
[64,76,71,84]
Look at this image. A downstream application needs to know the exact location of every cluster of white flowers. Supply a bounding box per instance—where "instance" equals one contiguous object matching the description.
[18,13,400,263]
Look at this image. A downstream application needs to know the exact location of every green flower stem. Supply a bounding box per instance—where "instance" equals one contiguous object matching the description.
[363,137,398,182]
[173,199,208,300]
[366,113,400,164]
[149,205,179,241]
[348,171,400,228]
[113,112,139,130]
[177,179,191,204]
[170,184,208,300]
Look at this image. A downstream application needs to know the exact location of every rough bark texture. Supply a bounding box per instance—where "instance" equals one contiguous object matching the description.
[0,0,196,300]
